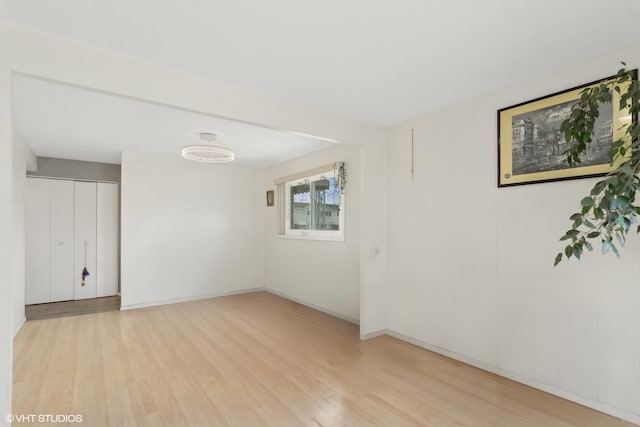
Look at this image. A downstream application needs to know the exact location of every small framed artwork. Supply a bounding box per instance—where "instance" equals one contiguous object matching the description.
[497,72,636,187]
[266,190,275,207]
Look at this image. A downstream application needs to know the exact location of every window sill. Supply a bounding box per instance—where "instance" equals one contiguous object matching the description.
[276,233,345,242]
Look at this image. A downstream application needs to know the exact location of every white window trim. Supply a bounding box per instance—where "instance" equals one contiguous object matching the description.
[283,171,345,242]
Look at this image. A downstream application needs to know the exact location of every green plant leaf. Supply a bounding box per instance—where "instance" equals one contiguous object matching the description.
[594,208,604,219]
[565,245,573,258]
[611,242,620,257]
[555,65,638,265]
[554,252,563,266]
[581,197,594,207]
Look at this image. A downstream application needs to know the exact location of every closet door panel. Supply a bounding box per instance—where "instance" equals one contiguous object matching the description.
[74,181,97,300]
[25,178,51,305]
[50,180,75,302]
[97,183,119,297]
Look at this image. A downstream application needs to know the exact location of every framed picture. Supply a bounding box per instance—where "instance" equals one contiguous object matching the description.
[497,72,636,187]
[266,190,275,207]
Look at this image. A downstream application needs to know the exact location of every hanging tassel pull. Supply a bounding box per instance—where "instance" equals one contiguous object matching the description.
[81,267,90,287]
[81,240,90,286]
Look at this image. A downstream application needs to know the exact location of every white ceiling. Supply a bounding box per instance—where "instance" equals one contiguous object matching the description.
[11,75,333,166]
[2,0,640,127]
[4,1,640,166]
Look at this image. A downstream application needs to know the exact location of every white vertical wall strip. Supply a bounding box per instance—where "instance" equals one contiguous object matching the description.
[96,182,119,297]
[0,63,12,427]
[596,238,640,413]
[74,181,97,300]
[50,179,74,302]
[496,191,536,378]
[25,178,50,304]
[534,273,558,386]
[557,263,598,400]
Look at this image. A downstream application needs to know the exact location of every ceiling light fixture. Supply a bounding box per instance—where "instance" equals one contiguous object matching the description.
[181,132,234,163]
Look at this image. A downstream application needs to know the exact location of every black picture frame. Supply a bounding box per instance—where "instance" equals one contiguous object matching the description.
[497,71,637,187]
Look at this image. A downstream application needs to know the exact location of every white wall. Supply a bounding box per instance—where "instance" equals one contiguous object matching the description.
[11,130,36,337]
[264,144,361,323]
[120,152,264,309]
[384,42,640,423]
[0,61,13,427]
[359,139,387,335]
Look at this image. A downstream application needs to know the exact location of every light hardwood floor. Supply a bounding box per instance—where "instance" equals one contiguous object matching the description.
[13,292,634,426]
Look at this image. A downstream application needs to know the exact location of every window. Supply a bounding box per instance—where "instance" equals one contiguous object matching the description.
[284,170,345,241]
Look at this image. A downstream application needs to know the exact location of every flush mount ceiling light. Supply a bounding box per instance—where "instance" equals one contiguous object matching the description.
[181,132,234,163]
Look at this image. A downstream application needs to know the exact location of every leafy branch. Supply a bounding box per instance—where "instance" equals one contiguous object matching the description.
[555,64,640,266]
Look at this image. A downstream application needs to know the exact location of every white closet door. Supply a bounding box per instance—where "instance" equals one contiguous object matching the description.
[25,178,51,305]
[74,181,97,300]
[50,180,75,302]
[97,183,119,297]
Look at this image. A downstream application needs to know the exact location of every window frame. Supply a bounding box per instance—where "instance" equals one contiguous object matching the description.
[283,171,345,241]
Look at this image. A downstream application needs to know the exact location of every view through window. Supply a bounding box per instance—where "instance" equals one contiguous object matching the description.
[286,172,344,240]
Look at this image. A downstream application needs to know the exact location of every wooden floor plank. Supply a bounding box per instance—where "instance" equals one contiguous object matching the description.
[25,295,121,321]
[12,291,635,426]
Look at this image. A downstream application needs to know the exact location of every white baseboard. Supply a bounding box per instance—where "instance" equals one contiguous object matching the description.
[13,316,26,337]
[265,289,359,325]
[120,287,265,311]
[121,287,360,325]
[359,329,386,340]
[378,329,640,426]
